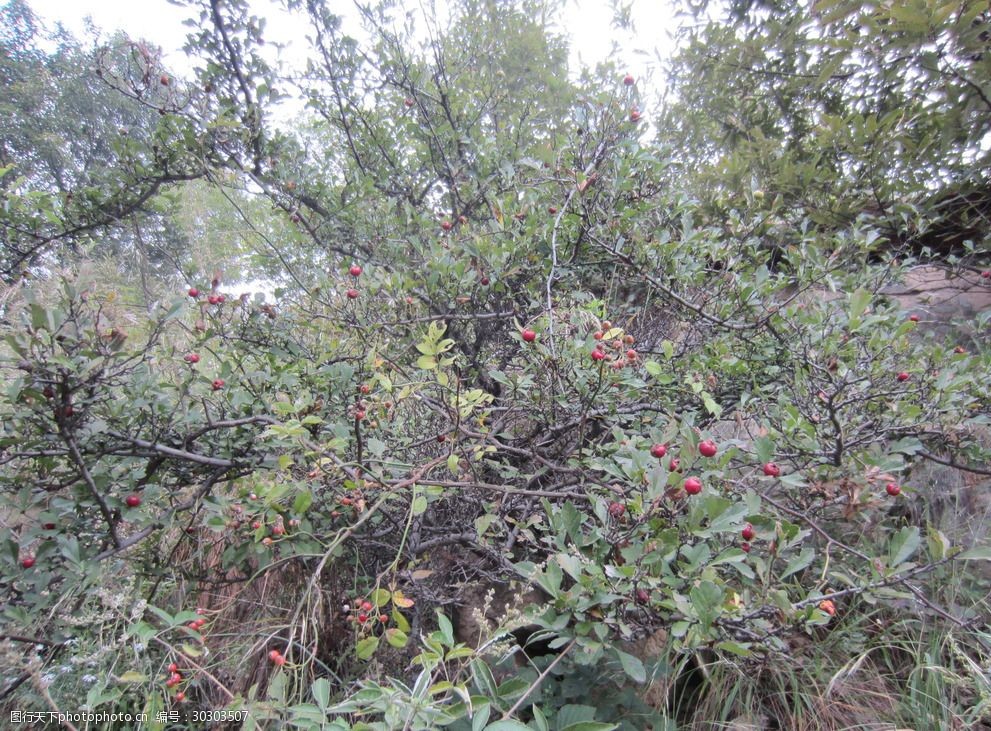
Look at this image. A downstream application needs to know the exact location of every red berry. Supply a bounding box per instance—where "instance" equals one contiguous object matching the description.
[741,542,751,553]
[436,434,447,443]
[548,206,558,214]
[650,443,667,458]
[268,649,282,662]
[21,557,35,569]
[357,613,368,623]
[630,108,641,122]
[591,348,606,361]
[522,329,537,342]
[207,294,220,305]
[188,288,199,298]
[349,264,363,277]
[886,482,901,497]
[441,220,453,231]
[623,73,635,85]
[252,521,261,530]
[125,494,141,508]
[43,522,56,530]
[480,276,490,286]
[741,523,755,541]
[273,654,286,666]
[626,349,637,360]
[668,457,681,472]
[355,409,366,421]
[607,501,626,518]
[379,614,389,623]
[683,477,702,495]
[212,379,225,391]
[896,371,910,382]
[404,97,414,108]
[982,270,991,279]
[168,663,178,673]
[762,462,780,477]
[361,600,373,612]
[698,440,718,457]
[635,588,649,604]
[908,314,919,322]
[184,353,200,364]
[346,288,359,299]
[175,691,185,701]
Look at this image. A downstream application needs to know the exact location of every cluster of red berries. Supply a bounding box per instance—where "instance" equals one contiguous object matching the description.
[348,599,389,625]
[187,616,207,633]
[165,662,187,698]
[740,523,756,553]
[268,649,287,666]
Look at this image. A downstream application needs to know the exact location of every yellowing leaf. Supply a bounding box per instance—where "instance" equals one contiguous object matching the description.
[117,671,148,683]
[181,643,203,657]
[392,590,414,608]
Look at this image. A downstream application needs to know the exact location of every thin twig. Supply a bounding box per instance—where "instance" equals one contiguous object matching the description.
[501,638,577,720]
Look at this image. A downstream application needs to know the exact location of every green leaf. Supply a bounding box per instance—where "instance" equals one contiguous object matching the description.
[417,355,437,370]
[557,553,583,581]
[715,641,752,657]
[559,724,618,731]
[926,528,950,561]
[437,611,455,646]
[483,722,532,731]
[957,546,991,561]
[779,547,815,580]
[848,288,870,330]
[385,628,408,648]
[702,394,722,417]
[371,588,391,607]
[312,677,331,709]
[889,526,920,567]
[615,650,646,683]
[473,704,491,731]
[411,495,428,515]
[356,636,379,660]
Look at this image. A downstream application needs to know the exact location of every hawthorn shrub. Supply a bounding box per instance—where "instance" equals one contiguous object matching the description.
[2,0,991,729]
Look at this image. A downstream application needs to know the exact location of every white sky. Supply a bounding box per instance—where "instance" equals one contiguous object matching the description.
[30,0,678,102]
